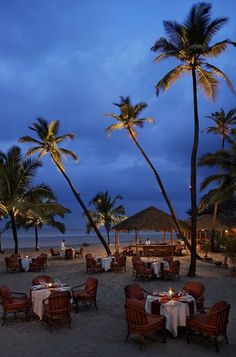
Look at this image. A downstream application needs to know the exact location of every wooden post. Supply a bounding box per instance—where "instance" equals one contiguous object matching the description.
[171,231,174,259]
[135,229,138,255]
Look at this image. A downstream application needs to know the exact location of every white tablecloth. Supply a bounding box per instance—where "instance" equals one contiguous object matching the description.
[145,294,196,337]
[151,260,169,278]
[96,256,113,271]
[31,286,71,320]
[20,257,32,271]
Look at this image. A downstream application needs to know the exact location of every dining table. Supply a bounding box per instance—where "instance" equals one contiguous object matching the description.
[31,284,71,320]
[151,260,169,278]
[96,256,114,271]
[145,293,196,337]
[19,256,33,272]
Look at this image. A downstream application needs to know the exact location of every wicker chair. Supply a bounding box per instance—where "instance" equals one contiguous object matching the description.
[131,255,142,277]
[0,285,31,325]
[71,276,98,313]
[124,283,160,315]
[124,299,166,350]
[160,260,180,280]
[65,248,74,259]
[29,256,46,272]
[32,275,54,286]
[43,291,71,329]
[134,260,155,280]
[85,254,103,273]
[111,255,127,273]
[186,300,231,352]
[50,248,60,259]
[75,246,84,258]
[5,256,21,273]
[183,281,205,312]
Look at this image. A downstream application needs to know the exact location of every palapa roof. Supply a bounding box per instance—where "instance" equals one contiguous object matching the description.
[113,206,190,232]
[192,214,236,231]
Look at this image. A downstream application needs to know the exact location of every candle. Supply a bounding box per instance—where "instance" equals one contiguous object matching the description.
[168,288,173,299]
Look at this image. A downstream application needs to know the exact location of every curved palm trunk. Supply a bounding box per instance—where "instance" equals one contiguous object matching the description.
[10,211,19,253]
[105,224,111,246]
[187,67,199,277]
[51,156,111,256]
[35,225,39,251]
[211,138,225,252]
[128,128,193,253]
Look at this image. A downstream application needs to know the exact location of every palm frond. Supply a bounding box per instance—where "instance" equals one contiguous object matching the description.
[196,67,218,100]
[205,63,236,95]
[155,65,188,95]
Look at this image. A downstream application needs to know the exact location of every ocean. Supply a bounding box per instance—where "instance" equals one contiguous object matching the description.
[0,228,177,250]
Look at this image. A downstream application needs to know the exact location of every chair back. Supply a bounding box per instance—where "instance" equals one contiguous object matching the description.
[124,302,148,327]
[134,261,147,274]
[5,256,17,268]
[65,248,74,259]
[132,256,141,266]
[85,277,98,296]
[184,282,205,300]
[10,254,21,262]
[47,291,71,312]
[0,286,12,305]
[208,301,230,334]
[113,252,121,261]
[32,275,53,286]
[124,283,145,300]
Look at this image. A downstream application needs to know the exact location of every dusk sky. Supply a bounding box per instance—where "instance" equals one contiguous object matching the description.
[1,0,236,230]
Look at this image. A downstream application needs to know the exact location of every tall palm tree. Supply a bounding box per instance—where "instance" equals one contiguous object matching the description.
[0,146,55,253]
[105,96,192,252]
[151,2,236,276]
[86,191,126,246]
[19,118,111,256]
[202,108,236,249]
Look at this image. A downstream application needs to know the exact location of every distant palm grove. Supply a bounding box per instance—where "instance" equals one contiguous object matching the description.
[1,2,236,277]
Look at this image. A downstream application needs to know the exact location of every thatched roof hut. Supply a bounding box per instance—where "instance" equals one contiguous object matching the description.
[193,214,236,231]
[113,206,190,232]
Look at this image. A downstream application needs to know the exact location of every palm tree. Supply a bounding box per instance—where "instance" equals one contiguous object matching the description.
[203,108,236,150]
[151,2,236,276]
[202,108,236,249]
[199,144,236,215]
[105,96,192,252]
[86,191,126,246]
[0,146,56,253]
[19,118,111,256]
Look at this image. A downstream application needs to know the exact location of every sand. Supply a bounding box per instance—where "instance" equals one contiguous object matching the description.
[0,245,236,357]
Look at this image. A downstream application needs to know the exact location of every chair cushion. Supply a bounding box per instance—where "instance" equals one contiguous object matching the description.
[72,291,91,300]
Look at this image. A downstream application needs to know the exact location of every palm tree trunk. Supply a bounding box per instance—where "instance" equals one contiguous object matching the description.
[128,128,193,254]
[105,225,111,246]
[10,211,19,253]
[51,156,111,256]
[187,67,199,277]
[35,225,39,251]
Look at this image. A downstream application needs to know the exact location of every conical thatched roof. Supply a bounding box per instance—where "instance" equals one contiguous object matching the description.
[190,214,236,231]
[113,206,190,232]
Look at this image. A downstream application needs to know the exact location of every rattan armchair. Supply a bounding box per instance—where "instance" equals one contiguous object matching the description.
[85,254,103,273]
[5,256,21,273]
[50,248,60,259]
[71,276,98,313]
[111,255,127,273]
[43,291,71,329]
[29,256,46,272]
[133,260,155,280]
[183,281,205,312]
[186,300,231,352]
[0,285,31,325]
[124,299,166,350]
[32,275,54,286]
[124,283,160,315]
[160,260,180,280]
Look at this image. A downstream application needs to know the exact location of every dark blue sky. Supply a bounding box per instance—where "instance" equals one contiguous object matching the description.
[1,0,236,229]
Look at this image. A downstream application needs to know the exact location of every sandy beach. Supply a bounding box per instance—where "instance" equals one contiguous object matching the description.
[0,244,236,357]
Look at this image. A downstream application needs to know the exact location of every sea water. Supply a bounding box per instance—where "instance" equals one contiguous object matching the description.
[0,228,177,250]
